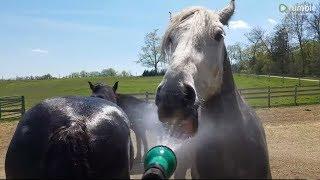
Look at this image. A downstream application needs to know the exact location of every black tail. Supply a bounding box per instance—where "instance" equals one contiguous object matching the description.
[44,120,91,179]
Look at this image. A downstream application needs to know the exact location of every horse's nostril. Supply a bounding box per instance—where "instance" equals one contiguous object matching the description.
[183,84,196,104]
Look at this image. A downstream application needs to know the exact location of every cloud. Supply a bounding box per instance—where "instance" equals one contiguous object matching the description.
[229,20,250,30]
[31,48,48,54]
[267,18,277,25]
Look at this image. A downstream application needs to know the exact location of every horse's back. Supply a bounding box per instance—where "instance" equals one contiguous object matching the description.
[5,96,131,179]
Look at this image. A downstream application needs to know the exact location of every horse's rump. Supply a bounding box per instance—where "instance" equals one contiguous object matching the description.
[44,120,91,179]
[5,96,132,179]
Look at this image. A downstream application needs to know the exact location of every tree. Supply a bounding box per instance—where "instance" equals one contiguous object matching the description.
[306,3,320,76]
[270,25,291,74]
[101,68,117,76]
[245,27,272,74]
[227,43,248,72]
[120,70,131,77]
[137,29,165,73]
[283,8,308,75]
[307,2,320,41]
[80,70,88,77]
[89,71,101,77]
[245,27,272,56]
[227,43,244,64]
[69,72,80,78]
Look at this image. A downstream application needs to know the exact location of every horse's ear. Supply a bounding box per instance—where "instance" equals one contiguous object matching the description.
[88,81,95,91]
[113,81,119,92]
[218,0,235,25]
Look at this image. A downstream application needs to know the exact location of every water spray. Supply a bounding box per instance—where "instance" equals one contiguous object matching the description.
[142,145,177,179]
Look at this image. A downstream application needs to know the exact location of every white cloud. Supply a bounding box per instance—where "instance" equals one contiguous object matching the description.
[229,20,250,30]
[31,48,48,54]
[267,18,277,25]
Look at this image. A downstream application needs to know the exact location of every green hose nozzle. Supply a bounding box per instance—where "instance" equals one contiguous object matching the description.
[142,145,177,179]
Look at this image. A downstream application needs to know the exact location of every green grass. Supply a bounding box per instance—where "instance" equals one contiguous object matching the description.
[234,74,318,89]
[0,76,162,109]
[245,95,320,108]
[0,74,319,110]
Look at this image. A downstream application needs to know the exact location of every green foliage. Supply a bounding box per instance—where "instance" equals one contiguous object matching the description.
[229,5,320,77]
[101,68,117,77]
[14,74,55,81]
[67,68,131,78]
[142,69,166,76]
[120,70,132,77]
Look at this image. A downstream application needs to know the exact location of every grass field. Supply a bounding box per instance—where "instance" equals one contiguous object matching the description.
[0,74,319,110]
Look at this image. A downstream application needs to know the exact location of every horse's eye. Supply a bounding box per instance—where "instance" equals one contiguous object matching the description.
[168,37,173,44]
[214,33,224,41]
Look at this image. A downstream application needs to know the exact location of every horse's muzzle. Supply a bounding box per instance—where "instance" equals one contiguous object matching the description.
[157,104,199,139]
[155,82,199,138]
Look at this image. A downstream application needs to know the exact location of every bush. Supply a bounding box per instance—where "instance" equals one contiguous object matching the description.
[142,69,166,76]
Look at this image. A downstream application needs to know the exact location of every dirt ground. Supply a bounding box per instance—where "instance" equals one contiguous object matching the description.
[1,105,319,179]
[257,105,320,179]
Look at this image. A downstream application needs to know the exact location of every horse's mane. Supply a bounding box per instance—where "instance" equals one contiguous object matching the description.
[162,7,222,55]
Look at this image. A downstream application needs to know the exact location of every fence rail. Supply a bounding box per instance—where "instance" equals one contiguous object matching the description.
[0,96,25,120]
[1,85,318,120]
[130,85,320,108]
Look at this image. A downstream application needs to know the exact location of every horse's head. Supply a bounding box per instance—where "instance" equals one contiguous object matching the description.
[155,0,235,138]
[88,81,118,104]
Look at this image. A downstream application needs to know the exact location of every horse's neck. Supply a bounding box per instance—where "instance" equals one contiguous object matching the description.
[201,47,242,123]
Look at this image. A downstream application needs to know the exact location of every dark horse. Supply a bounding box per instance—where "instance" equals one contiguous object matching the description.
[5,91,133,178]
[89,81,161,161]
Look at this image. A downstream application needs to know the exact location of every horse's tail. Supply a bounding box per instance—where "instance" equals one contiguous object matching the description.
[44,120,91,179]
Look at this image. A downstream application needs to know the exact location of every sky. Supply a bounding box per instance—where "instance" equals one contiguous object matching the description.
[0,0,318,79]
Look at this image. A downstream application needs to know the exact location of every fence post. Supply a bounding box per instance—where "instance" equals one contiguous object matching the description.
[21,96,25,116]
[294,86,298,106]
[268,86,271,108]
[145,92,149,103]
[318,79,320,87]
[298,77,301,86]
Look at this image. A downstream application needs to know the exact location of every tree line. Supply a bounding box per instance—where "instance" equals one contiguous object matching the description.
[1,68,133,81]
[68,68,132,78]
[14,74,56,81]
[228,2,319,77]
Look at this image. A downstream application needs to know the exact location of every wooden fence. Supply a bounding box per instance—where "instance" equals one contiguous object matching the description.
[239,85,320,107]
[0,96,25,120]
[0,85,318,120]
[130,85,320,108]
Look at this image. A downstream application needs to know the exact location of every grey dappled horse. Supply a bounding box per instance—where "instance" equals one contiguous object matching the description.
[89,81,163,161]
[155,0,271,178]
[6,94,133,178]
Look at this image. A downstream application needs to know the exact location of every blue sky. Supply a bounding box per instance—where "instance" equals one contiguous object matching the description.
[0,0,317,78]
